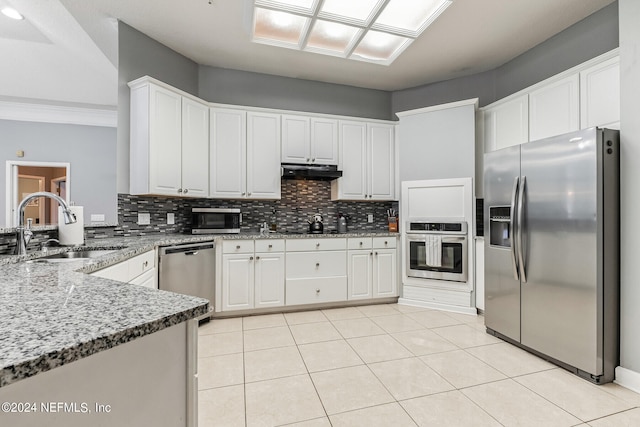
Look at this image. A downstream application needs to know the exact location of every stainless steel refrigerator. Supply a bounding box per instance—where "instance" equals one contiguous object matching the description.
[483,127,619,384]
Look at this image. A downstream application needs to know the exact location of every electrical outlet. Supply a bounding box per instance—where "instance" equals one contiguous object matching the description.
[167,213,175,225]
[90,214,105,223]
[137,213,151,225]
[367,213,374,223]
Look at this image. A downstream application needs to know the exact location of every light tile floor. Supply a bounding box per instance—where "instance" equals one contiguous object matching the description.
[197,304,640,427]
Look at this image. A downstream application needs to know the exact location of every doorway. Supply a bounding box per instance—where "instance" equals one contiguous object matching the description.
[6,161,71,227]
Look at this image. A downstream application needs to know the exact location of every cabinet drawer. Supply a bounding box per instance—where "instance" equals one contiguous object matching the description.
[347,237,372,250]
[285,277,347,306]
[255,239,285,252]
[286,251,346,278]
[286,238,346,252]
[128,250,156,280]
[373,237,396,249]
[129,268,157,289]
[91,261,129,282]
[223,240,255,254]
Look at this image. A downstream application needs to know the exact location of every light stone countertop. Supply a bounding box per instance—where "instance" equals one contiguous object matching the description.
[0,230,396,388]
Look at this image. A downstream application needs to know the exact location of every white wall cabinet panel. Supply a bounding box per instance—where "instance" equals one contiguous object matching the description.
[580,56,620,129]
[281,115,310,164]
[529,74,579,141]
[181,98,210,198]
[368,123,395,200]
[210,108,246,198]
[129,79,209,197]
[373,249,397,298]
[348,250,373,300]
[254,252,285,308]
[484,94,529,151]
[311,118,338,165]
[222,254,254,311]
[247,112,281,199]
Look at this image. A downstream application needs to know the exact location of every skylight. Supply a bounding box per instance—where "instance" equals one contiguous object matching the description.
[251,0,452,65]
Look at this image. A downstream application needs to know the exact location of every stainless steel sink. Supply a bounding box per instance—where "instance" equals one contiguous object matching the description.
[28,248,124,263]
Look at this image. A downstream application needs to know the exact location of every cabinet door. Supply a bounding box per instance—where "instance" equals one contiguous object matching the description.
[348,250,372,300]
[529,74,579,141]
[247,111,281,199]
[254,253,285,308]
[281,115,310,164]
[333,121,367,200]
[149,84,182,196]
[373,249,397,298]
[311,118,338,165]
[485,94,529,151]
[580,56,620,129]
[181,98,209,198]
[222,254,254,311]
[210,108,246,199]
[368,123,395,200]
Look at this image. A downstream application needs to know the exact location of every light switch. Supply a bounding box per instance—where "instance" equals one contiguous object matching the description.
[167,213,175,225]
[138,213,151,225]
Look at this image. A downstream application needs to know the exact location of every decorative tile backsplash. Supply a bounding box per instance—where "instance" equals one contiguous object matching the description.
[0,180,399,253]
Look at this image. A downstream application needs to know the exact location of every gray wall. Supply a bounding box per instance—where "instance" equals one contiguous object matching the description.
[0,119,117,225]
[392,1,619,114]
[618,0,640,381]
[398,104,476,183]
[117,22,199,193]
[198,66,392,120]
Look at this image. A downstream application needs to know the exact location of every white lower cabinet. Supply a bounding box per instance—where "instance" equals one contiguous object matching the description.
[221,239,285,311]
[347,237,397,300]
[91,249,157,289]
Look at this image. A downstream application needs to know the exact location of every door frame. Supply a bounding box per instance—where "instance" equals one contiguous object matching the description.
[5,160,71,227]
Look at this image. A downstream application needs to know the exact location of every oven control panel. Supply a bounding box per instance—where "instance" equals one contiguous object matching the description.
[407,221,467,234]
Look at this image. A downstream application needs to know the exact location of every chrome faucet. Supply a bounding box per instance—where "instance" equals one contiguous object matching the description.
[15,192,77,255]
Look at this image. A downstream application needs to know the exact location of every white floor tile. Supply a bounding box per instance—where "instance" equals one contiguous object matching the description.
[243,313,287,330]
[331,317,386,338]
[243,326,295,352]
[298,339,363,373]
[406,310,462,328]
[289,321,342,344]
[198,331,243,357]
[198,317,243,335]
[284,310,328,325]
[391,328,458,356]
[198,353,244,390]
[347,334,413,363]
[356,304,400,317]
[199,384,245,427]
[431,324,501,348]
[466,342,555,377]
[400,390,502,427]
[421,349,506,388]
[244,346,307,383]
[330,402,417,427]
[370,314,424,334]
[369,357,454,400]
[588,408,640,427]
[322,306,366,321]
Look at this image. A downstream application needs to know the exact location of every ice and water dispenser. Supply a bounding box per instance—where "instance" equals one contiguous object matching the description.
[489,207,511,247]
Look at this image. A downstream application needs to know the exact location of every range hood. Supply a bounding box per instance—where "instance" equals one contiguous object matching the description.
[281,163,343,181]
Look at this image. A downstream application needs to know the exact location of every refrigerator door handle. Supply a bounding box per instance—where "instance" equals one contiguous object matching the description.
[511,176,520,281]
[517,175,527,283]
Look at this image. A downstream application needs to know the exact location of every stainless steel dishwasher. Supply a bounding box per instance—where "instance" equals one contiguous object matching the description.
[158,242,215,308]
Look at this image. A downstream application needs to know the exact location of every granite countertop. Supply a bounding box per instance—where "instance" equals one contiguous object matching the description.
[0,230,394,388]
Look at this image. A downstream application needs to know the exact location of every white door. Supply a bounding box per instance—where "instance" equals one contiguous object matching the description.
[367,123,395,200]
[149,84,182,196]
[210,108,246,198]
[311,118,338,165]
[373,249,397,298]
[254,253,285,308]
[347,250,372,300]
[222,254,254,311]
[580,56,620,129]
[281,115,310,164]
[335,121,367,200]
[247,111,281,199]
[485,94,529,151]
[529,74,579,141]
[181,98,209,198]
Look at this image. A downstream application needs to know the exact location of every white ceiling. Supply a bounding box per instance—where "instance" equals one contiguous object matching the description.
[0,0,615,108]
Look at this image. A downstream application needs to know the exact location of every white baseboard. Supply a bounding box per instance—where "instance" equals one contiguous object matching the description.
[398,298,478,315]
[614,366,640,393]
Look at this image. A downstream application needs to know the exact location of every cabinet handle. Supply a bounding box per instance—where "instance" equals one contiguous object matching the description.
[312,158,316,162]
[248,192,252,196]
[375,252,378,256]
[316,262,320,268]
[249,256,254,261]
[370,252,373,256]
[183,189,189,194]
[384,241,388,245]
[316,243,320,248]
[316,288,320,294]
[242,192,246,196]
[306,158,310,162]
[268,244,273,249]
[256,256,260,260]
[177,188,183,193]
[143,261,149,267]
[236,245,241,249]
[359,241,363,246]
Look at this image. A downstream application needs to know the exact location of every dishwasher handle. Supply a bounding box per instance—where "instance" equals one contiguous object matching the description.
[160,243,214,256]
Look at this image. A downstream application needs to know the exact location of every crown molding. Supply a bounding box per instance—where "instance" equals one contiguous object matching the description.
[0,99,117,127]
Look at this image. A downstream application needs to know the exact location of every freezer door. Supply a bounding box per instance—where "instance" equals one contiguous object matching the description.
[520,129,599,375]
[484,145,521,342]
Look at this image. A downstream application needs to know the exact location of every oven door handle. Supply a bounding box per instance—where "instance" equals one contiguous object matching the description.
[441,237,466,242]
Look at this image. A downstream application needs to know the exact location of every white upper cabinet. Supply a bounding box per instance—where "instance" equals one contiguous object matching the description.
[529,74,579,142]
[210,108,281,200]
[246,111,281,199]
[580,56,620,129]
[281,115,338,165]
[129,79,209,197]
[483,94,529,152]
[331,121,395,201]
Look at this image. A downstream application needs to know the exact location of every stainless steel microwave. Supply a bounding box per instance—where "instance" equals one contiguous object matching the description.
[191,208,241,234]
